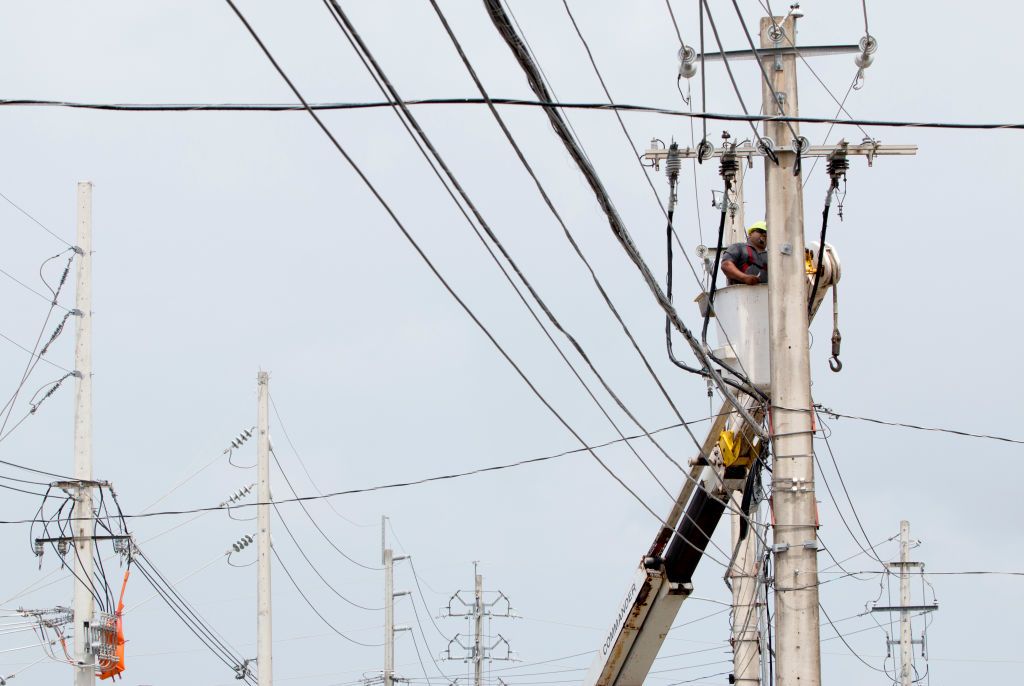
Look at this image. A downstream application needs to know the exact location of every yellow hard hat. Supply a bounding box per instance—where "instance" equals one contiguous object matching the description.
[747,220,767,235]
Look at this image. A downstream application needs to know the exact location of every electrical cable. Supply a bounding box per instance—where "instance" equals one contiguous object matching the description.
[432,0,714,449]
[320,0,681,504]
[819,601,889,673]
[133,553,255,683]
[269,498,383,611]
[0,190,73,247]
[729,0,802,148]
[134,562,256,684]
[221,0,679,528]
[477,0,767,440]
[270,446,382,571]
[699,0,778,164]
[269,545,383,648]
[816,405,1024,445]
[268,394,371,527]
[561,2,770,400]
[2,97,1022,130]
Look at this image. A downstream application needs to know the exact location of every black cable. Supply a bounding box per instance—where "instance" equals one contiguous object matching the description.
[433,0,706,447]
[700,186,730,345]
[319,0,681,502]
[221,0,671,527]
[134,553,243,662]
[729,0,801,147]
[269,498,383,611]
[2,97,1021,130]
[477,0,766,440]
[699,0,778,164]
[819,601,888,673]
[269,545,383,648]
[0,481,48,497]
[134,560,255,683]
[816,405,1024,445]
[270,447,381,570]
[807,195,832,314]
[408,558,453,642]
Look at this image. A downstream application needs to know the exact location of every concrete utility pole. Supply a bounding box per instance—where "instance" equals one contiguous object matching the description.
[473,564,484,686]
[898,520,914,686]
[256,372,272,686]
[759,15,822,686]
[72,181,94,686]
[384,546,395,686]
[868,520,937,682]
[381,516,409,686]
[442,564,514,679]
[723,172,762,686]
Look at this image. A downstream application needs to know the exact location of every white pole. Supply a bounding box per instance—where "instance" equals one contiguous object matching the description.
[730,494,761,686]
[760,15,822,686]
[256,372,273,686]
[72,182,95,686]
[474,564,483,686]
[899,520,913,686]
[726,173,760,686]
[384,546,394,686]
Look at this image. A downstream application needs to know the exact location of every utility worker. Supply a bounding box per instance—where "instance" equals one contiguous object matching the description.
[721,220,768,285]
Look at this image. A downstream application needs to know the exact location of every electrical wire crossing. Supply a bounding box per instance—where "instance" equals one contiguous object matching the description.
[1,98,1022,130]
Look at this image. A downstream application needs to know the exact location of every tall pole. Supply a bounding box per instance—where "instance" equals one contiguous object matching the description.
[384,541,395,686]
[256,372,273,686]
[898,520,912,686]
[730,494,761,686]
[760,15,822,686]
[72,182,94,686]
[726,172,760,686]
[474,563,484,686]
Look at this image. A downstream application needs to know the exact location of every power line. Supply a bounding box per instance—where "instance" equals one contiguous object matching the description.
[0,189,73,247]
[319,0,682,503]
[3,96,1023,130]
[269,544,383,648]
[478,0,766,440]
[428,0,707,447]
[270,446,382,571]
[268,393,371,527]
[816,405,1024,445]
[221,0,672,528]
[269,499,383,611]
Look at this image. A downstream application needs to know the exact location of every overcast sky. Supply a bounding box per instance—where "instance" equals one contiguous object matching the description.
[0,1,1021,685]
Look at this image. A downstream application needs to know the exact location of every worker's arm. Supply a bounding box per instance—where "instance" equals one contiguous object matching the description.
[721,259,759,285]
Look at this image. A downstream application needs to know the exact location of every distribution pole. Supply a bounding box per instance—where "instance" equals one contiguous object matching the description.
[72,181,94,686]
[898,520,912,686]
[384,541,394,686]
[474,563,484,686]
[256,372,273,686]
[759,15,822,686]
[724,168,761,686]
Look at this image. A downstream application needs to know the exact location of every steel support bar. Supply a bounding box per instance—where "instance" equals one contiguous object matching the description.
[645,143,917,164]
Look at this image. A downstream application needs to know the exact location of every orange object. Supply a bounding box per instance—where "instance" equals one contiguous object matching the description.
[98,570,129,680]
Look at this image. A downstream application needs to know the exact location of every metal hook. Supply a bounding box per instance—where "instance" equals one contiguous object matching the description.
[828,356,843,372]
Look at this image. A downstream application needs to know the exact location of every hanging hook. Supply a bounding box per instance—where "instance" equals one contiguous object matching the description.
[829,328,843,372]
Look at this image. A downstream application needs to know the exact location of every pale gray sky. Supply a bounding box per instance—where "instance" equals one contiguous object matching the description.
[0,1,1021,685]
